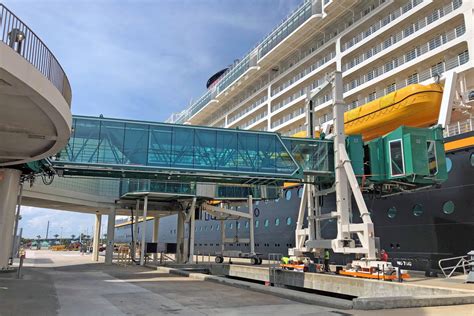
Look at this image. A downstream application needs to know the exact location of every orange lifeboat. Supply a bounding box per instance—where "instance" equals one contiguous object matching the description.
[344,83,443,141]
[291,83,443,141]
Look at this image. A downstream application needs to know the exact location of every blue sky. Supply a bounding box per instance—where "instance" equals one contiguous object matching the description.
[5,0,301,238]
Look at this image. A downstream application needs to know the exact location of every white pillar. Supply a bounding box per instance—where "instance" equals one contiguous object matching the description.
[140,195,148,266]
[248,196,255,254]
[152,216,159,262]
[11,182,23,260]
[132,200,140,260]
[176,210,185,263]
[105,206,116,265]
[92,213,101,262]
[188,198,196,263]
[0,169,21,270]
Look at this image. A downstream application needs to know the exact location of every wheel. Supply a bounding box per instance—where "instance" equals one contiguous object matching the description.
[215,256,224,264]
[257,257,263,265]
[251,257,258,265]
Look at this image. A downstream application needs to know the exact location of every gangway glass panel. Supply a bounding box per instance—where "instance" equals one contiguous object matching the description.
[55,116,303,184]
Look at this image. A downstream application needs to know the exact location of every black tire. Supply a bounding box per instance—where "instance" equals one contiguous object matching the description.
[251,257,258,265]
[257,257,263,265]
[215,256,224,264]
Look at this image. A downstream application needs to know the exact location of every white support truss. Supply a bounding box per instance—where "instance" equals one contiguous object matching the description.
[290,71,377,260]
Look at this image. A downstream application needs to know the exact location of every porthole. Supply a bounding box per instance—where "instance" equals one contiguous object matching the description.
[387,206,397,219]
[445,157,452,173]
[275,218,280,226]
[470,153,474,167]
[298,187,303,198]
[286,217,292,225]
[264,219,269,228]
[442,200,455,214]
[412,204,423,217]
[254,207,260,217]
[255,220,259,228]
[285,190,292,200]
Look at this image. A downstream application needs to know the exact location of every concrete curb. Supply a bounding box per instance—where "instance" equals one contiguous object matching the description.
[156,266,474,310]
[156,266,354,310]
[353,294,474,310]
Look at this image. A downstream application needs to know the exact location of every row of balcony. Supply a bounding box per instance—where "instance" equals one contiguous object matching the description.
[342,0,425,52]
[344,23,466,93]
[342,0,463,73]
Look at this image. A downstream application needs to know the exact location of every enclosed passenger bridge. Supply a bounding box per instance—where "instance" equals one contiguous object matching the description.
[51,115,333,187]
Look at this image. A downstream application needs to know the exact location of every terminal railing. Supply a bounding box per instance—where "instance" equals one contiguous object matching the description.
[0,4,72,105]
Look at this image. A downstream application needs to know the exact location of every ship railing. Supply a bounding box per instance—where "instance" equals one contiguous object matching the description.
[444,118,474,137]
[0,4,72,106]
[438,255,472,278]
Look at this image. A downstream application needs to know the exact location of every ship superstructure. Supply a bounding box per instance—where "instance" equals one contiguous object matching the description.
[167,0,473,139]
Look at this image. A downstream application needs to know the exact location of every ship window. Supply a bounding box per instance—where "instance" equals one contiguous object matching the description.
[255,201,260,206]
[442,201,455,214]
[446,157,453,173]
[237,222,241,229]
[427,141,438,175]
[286,217,292,225]
[387,206,397,219]
[210,225,213,231]
[245,221,249,229]
[264,219,269,228]
[412,204,423,217]
[275,218,280,226]
[389,140,405,176]
[255,220,259,228]
[298,187,303,198]
[285,190,292,200]
[216,224,220,231]
[470,153,474,167]
[229,223,233,229]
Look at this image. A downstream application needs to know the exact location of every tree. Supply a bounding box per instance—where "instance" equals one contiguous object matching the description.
[71,234,76,240]
[36,235,41,239]
[54,234,59,239]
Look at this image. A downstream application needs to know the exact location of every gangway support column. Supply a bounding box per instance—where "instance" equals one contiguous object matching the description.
[152,216,159,263]
[248,195,255,254]
[92,213,101,262]
[176,210,185,263]
[105,206,116,265]
[132,199,140,261]
[140,195,148,266]
[188,197,197,263]
[0,169,21,270]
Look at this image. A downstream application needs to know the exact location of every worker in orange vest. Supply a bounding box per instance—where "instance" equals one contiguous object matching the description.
[380,249,389,262]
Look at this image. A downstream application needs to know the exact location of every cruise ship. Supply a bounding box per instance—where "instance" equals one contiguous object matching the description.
[116,0,474,269]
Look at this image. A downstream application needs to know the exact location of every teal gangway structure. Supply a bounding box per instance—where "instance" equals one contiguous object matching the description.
[51,116,333,188]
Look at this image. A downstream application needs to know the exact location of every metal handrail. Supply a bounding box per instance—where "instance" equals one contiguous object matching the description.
[0,3,72,106]
[438,255,472,278]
